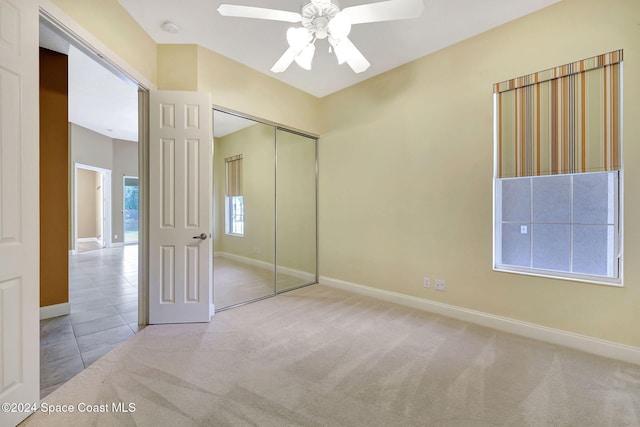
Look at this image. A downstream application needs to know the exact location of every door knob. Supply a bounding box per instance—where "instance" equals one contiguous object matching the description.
[193,233,207,240]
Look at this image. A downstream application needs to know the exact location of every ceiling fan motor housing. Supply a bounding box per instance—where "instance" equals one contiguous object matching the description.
[302,1,341,39]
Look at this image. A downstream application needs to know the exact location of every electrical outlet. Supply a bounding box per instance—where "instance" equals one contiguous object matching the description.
[435,280,446,291]
[423,277,430,288]
[114,234,118,239]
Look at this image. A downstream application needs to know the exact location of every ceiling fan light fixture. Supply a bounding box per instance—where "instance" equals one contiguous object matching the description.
[329,38,347,64]
[295,44,316,70]
[286,27,312,51]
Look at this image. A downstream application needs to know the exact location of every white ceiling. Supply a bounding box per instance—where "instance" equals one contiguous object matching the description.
[67,46,139,141]
[40,22,139,141]
[118,0,561,98]
[40,0,561,142]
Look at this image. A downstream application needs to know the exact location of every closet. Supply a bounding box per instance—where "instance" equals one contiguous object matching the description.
[212,110,317,310]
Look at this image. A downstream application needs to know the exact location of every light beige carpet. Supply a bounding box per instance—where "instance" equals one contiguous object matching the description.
[22,285,640,426]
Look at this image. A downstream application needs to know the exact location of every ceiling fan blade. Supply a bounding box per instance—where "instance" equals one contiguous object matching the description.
[342,0,424,25]
[217,4,302,23]
[339,37,370,73]
[271,47,297,73]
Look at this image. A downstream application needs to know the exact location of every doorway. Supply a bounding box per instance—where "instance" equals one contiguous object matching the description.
[75,164,112,253]
[123,176,139,244]
[38,12,147,398]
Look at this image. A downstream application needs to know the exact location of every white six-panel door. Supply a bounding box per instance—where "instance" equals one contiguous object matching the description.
[0,0,40,425]
[149,91,213,324]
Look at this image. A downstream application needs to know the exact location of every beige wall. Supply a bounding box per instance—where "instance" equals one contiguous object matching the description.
[77,168,98,238]
[318,0,640,347]
[196,46,320,135]
[157,44,198,91]
[112,140,138,244]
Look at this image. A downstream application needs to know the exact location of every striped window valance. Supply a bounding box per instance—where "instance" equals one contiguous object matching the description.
[494,50,622,178]
[225,154,243,197]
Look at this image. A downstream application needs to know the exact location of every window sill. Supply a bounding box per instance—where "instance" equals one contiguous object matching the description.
[493,265,623,288]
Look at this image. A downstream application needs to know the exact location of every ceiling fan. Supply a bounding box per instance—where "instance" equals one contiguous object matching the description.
[217,0,425,74]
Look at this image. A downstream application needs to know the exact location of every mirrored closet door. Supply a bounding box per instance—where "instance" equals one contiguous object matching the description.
[275,129,317,293]
[213,110,317,310]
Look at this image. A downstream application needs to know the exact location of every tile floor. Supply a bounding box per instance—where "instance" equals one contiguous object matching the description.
[40,245,140,398]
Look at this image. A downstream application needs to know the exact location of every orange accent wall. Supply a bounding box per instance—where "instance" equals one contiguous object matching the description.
[39,48,69,308]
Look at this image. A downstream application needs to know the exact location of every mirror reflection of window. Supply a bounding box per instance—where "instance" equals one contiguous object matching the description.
[224,154,243,236]
[226,195,244,236]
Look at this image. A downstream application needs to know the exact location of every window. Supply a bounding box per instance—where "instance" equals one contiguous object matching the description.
[493,51,622,284]
[225,154,244,236]
[496,172,619,280]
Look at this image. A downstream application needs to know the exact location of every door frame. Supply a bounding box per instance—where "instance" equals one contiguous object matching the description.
[73,163,112,252]
[39,3,154,325]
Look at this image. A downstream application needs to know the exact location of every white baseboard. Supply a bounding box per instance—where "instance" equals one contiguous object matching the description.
[215,252,315,282]
[320,276,640,366]
[216,252,274,271]
[276,265,316,283]
[77,237,100,243]
[69,249,78,255]
[111,242,125,248]
[40,302,71,320]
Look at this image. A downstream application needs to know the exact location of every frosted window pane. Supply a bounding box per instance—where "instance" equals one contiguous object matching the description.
[495,171,618,280]
[573,172,614,225]
[532,224,570,271]
[501,223,531,267]
[532,175,571,223]
[573,225,613,276]
[501,178,531,222]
